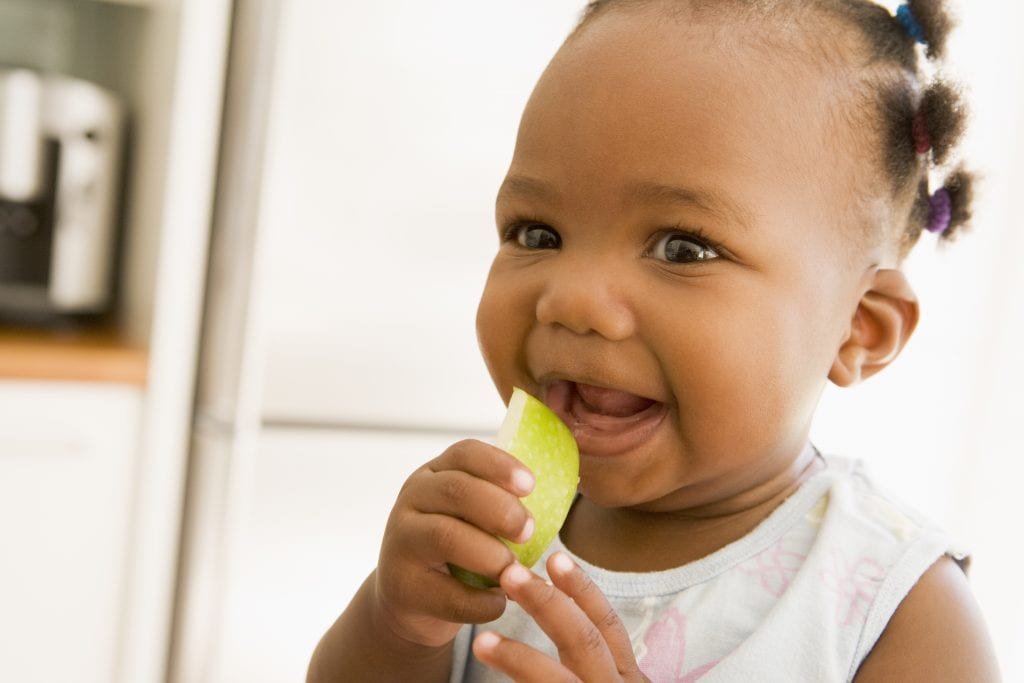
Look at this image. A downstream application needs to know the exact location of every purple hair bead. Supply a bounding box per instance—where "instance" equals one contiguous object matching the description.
[926,188,952,234]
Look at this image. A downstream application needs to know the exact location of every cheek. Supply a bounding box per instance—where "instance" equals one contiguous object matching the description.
[655,289,832,434]
[475,271,530,395]
[724,297,837,432]
[475,282,504,363]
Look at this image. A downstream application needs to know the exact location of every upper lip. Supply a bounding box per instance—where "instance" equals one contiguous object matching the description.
[524,332,671,406]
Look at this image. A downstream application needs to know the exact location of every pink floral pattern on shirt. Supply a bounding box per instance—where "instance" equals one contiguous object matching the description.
[738,537,807,598]
[638,607,718,682]
[820,550,886,627]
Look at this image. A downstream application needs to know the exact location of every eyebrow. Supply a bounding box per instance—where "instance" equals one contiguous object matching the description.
[498,174,754,232]
[627,181,754,233]
[498,174,560,203]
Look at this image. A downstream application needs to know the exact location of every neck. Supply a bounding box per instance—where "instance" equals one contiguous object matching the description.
[561,446,823,572]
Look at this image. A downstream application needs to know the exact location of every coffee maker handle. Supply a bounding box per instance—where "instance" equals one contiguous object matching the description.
[0,69,45,202]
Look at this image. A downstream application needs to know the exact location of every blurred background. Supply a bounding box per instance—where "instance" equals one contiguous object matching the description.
[0,0,1020,681]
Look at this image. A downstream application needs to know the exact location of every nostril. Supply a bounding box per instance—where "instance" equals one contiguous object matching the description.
[535,284,636,340]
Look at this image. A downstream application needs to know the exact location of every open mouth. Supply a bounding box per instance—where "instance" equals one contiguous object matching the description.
[544,380,667,457]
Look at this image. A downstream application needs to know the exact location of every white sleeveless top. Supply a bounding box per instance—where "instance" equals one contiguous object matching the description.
[449,454,966,682]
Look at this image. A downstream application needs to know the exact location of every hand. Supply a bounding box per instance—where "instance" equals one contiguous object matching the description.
[374,439,536,648]
[472,552,651,682]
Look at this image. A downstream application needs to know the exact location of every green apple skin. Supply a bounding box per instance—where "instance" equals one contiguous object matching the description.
[449,388,580,589]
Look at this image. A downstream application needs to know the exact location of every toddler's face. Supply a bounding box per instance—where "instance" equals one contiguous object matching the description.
[477,10,875,511]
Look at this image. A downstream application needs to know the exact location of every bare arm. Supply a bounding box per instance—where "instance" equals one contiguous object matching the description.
[854,555,1001,682]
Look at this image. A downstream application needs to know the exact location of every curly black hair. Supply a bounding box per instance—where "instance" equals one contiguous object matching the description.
[574,0,973,259]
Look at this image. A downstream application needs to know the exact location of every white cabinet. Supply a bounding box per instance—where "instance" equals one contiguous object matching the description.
[0,380,142,683]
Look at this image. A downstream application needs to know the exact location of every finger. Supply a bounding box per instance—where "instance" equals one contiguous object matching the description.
[405,468,534,544]
[378,512,511,624]
[377,559,507,626]
[499,562,619,678]
[472,631,579,683]
[397,512,516,585]
[547,552,644,678]
[431,439,536,496]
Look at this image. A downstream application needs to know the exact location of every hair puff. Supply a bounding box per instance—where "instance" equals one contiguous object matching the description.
[919,79,968,165]
[906,0,955,60]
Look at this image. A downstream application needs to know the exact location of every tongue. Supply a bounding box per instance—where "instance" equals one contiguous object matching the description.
[575,383,655,417]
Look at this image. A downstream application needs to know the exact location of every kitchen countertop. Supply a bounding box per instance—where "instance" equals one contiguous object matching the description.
[0,325,148,385]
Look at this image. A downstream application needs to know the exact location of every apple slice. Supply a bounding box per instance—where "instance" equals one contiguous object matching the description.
[449,387,580,589]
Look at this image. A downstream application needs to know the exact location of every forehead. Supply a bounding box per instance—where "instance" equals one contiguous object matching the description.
[504,9,864,229]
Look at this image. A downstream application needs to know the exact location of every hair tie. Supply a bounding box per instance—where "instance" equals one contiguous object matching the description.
[895,4,928,45]
[926,188,952,234]
[912,110,931,155]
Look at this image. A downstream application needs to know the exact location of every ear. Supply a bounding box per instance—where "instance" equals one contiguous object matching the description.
[829,269,920,387]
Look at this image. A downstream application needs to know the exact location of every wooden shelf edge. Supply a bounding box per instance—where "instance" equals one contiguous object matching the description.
[90,0,152,7]
[0,326,149,385]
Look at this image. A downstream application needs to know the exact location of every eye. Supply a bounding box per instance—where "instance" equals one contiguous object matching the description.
[510,223,561,250]
[649,231,720,264]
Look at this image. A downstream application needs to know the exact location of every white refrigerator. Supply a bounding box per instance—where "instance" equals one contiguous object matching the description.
[170,2,587,681]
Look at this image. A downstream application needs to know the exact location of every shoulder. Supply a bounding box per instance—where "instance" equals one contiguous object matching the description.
[853,555,1001,682]
[817,456,958,556]
[812,456,998,679]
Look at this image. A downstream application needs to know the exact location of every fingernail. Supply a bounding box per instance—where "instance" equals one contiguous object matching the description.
[515,516,534,544]
[512,469,534,495]
[505,562,531,586]
[475,631,500,652]
[551,551,575,574]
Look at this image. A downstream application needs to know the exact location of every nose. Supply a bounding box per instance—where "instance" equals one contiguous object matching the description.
[535,261,637,340]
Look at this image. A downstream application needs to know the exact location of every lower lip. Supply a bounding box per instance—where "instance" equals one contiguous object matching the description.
[544,382,668,458]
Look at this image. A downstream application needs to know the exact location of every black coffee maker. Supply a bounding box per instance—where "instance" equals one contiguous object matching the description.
[0,67,123,319]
